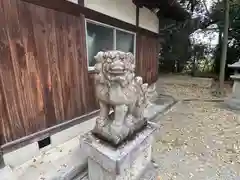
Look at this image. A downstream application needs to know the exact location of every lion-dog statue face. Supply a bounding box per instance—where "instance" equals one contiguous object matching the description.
[94,51,136,87]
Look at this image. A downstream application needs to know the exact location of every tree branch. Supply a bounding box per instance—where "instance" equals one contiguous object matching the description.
[159,24,176,31]
[199,19,219,29]
[201,0,210,15]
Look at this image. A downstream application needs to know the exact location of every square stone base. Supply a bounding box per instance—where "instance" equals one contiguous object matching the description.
[225,79,240,110]
[225,97,240,110]
[0,151,4,168]
[82,123,157,180]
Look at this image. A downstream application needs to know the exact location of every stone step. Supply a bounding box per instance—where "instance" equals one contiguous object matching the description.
[0,166,17,180]
[139,163,158,180]
[72,170,88,180]
[79,163,158,180]
[14,136,87,180]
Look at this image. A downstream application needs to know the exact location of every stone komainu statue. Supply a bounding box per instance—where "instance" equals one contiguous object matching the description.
[92,50,150,145]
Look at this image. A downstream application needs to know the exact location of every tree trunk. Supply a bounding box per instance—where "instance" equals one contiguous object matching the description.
[214,28,222,75]
[219,0,230,93]
[191,52,196,76]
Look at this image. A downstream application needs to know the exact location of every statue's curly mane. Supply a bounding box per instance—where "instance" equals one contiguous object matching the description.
[94,51,135,87]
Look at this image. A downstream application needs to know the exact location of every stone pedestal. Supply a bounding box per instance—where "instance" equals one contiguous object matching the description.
[226,60,240,109]
[82,51,159,180]
[225,75,240,109]
[82,123,157,180]
[0,151,4,168]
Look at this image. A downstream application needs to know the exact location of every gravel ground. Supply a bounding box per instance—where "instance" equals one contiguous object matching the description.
[153,101,240,180]
[153,75,240,180]
[156,75,232,100]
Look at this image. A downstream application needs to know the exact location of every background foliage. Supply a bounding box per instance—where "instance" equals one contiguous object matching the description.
[159,0,240,79]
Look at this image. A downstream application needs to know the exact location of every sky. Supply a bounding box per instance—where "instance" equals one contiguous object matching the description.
[191,25,219,47]
[191,0,219,47]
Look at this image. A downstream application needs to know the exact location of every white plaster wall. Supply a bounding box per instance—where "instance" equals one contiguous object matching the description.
[85,0,136,25]
[85,0,158,33]
[139,7,159,34]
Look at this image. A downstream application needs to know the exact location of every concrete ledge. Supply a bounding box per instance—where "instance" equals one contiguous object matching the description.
[2,110,99,154]
[51,118,96,147]
[9,117,97,179]
[225,97,240,110]
[3,142,40,168]
[72,171,88,180]
[144,94,176,123]
[66,0,78,4]
[14,136,87,180]
[0,166,17,180]
[2,117,96,168]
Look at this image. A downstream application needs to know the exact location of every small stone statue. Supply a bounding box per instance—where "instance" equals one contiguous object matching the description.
[92,50,150,145]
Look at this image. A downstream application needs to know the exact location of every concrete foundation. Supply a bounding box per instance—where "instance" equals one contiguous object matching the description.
[225,97,240,110]
[225,75,240,110]
[0,166,17,180]
[0,152,4,168]
[82,123,157,180]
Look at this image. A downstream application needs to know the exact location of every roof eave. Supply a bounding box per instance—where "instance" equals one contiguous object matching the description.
[133,0,190,21]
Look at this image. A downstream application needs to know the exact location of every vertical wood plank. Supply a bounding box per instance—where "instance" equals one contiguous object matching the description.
[67,14,80,119]
[63,14,74,120]
[75,16,85,114]
[0,72,12,144]
[54,11,67,121]
[136,33,158,85]
[17,1,45,134]
[71,16,83,116]
[0,0,13,144]
[1,0,27,140]
[30,4,56,128]
[78,14,89,113]
[46,8,64,123]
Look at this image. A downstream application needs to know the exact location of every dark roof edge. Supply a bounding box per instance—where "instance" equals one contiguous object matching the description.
[133,0,190,21]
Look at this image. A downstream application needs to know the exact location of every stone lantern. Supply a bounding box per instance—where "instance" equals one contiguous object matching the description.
[225,60,240,109]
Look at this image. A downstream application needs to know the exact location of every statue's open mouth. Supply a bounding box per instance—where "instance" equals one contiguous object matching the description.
[109,66,125,75]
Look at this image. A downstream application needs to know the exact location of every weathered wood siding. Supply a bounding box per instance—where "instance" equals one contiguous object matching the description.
[136,33,159,85]
[0,0,98,145]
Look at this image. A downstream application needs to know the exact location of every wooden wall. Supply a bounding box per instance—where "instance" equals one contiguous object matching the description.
[0,0,98,145]
[136,33,159,85]
[0,0,159,147]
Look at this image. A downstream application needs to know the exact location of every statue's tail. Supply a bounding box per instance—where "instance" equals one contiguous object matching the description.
[134,77,158,107]
[146,83,158,102]
[141,82,158,107]
[134,76,149,106]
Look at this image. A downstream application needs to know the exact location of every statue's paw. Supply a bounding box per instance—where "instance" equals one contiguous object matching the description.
[96,117,107,127]
[112,136,121,145]
[125,115,134,127]
[110,124,122,135]
[110,124,129,143]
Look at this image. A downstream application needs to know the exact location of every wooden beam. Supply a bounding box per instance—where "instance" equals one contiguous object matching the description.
[1,110,99,154]
[21,0,81,16]
[136,5,139,28]
[21,0,159,37]
[78,0,84,6]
